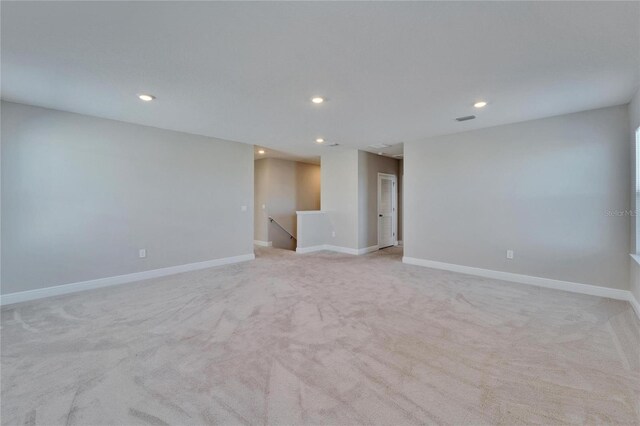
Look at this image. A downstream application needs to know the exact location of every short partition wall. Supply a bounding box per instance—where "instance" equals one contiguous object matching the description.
[296,211,331,253]
[295,211,380,255]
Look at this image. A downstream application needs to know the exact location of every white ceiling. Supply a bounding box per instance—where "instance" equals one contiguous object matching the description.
[2,2,639,162]
[253,145,320,165]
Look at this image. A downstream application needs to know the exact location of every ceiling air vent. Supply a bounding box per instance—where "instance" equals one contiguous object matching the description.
[328,142,340,147]
[455,115,476,122]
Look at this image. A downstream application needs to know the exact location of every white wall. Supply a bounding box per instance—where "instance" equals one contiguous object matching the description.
[405,105,630,290]
[321,150,359,250]
[628,88,640,303]
[296,211,331,250]
[1,101,254,295]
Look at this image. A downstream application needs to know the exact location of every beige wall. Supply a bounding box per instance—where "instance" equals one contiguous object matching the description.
[357,151,400,249]
[1,101,254,295]
[405,105,631,290]
[253,158,320,248]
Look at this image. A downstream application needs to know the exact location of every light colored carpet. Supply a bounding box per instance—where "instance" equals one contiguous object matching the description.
[1,246,639,425]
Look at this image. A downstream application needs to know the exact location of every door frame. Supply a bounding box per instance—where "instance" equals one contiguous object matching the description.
[377,173,398,249]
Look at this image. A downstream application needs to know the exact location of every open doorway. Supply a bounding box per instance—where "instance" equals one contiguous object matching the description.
[254,149,321,251]
[378,173,398,248]
[357,149,402,256]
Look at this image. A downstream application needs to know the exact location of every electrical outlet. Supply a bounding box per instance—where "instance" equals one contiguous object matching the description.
[506,250,514,260]
[332,231,336,237]
[139,249,147,258]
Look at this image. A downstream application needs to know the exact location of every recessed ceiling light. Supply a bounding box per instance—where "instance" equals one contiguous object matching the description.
[258,150,265,154]
[315,138,324,143]
[311,97,324,104]
[474,101,487,108]
[138,94,155,102]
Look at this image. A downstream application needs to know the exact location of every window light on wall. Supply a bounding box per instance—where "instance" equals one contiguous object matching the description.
[636,127,640,256]
[636,128,640,194]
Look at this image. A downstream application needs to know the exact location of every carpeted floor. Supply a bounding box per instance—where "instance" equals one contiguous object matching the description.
[1,246,639,425]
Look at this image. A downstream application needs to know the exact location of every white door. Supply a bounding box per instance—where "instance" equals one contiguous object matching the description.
[378,173,397,249]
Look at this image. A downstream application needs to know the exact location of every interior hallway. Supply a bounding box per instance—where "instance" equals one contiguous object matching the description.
[1,247,638,425]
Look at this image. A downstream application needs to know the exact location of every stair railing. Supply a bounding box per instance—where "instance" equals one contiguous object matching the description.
[268,217,296,240]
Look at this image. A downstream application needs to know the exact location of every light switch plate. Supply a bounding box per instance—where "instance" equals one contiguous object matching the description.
[139,249,146,258]
[241,205,247,212]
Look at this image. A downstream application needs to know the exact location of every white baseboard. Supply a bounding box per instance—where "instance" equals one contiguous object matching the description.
[296,245,326,254]
[253,240,272,247]
[325,245,359,255]
[0,253,255,306]
[628,292,640,319]
[327,245,379,255]
[358,245,379,255]
[296,244,378,256]
[402,256,639,319]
